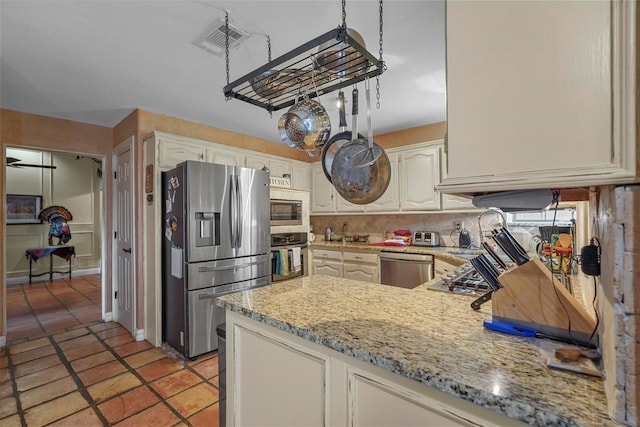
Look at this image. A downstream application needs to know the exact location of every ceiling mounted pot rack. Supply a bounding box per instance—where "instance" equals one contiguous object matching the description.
[222,0,385,114]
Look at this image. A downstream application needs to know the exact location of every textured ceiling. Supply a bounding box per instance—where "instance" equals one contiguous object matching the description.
[0,0,446,143]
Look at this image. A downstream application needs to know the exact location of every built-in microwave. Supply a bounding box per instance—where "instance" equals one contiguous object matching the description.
[270,199,303,226]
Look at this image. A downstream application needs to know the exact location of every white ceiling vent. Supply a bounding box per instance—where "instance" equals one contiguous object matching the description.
[196,18,250,56]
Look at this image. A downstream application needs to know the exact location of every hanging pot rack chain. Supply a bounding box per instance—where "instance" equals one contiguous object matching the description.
[225,10,230,100]
[376,0,384,109]
[222,2,385,112]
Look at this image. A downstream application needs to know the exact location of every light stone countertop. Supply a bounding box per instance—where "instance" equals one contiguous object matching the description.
[217,274,614,427]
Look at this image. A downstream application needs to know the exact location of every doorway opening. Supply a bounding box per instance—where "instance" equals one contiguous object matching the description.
[4,146,106,344]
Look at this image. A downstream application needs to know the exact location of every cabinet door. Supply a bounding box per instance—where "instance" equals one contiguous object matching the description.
[207,148,242,166]
[434,259,459,277]
[367,152,400,212]
[349,372,474,426]
[440,146,477,211]
[311,163,336,213]
[399,146,441,210]
[443,0,636,192]
[343,263,379,283]
[270,158,293,179]
[157,139,206,170]
[336,193,365,213]
[232,323,328,426]
[291,161,311,191]
[245,154,269,171]
[314,260,343,277]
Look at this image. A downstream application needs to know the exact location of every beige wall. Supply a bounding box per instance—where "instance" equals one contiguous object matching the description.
[5,148,102,279]
[1,109,113,338]
[1,107,445,340]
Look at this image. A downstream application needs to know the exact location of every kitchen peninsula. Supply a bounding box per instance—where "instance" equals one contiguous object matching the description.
[217,275,612,427]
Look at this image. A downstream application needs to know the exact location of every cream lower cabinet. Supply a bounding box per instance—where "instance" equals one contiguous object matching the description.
[342,250,379,283]
[313,248,379,283]
[226,311,523,427]
[434,258,462,277]
[312,248,343,277]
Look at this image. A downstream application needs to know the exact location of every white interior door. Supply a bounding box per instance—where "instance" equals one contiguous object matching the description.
[114,137,135,334]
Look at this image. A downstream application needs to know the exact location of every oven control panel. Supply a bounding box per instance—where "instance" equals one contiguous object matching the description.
[271,232,307,247]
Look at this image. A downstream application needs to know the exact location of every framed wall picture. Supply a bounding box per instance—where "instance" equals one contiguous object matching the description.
[6,194,43,224]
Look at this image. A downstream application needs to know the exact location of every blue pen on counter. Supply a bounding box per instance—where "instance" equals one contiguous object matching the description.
[483,320,597,348]
[483,320,536,337]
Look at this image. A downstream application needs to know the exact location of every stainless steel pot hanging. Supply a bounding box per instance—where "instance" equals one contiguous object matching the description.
[278,97,331,153]
[330,84,390,204]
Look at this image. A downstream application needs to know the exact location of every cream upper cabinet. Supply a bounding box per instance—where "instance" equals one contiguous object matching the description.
[336,194,366,213]
[399,145,441,211]
[441,0,637,194]
[244,154,269,171]
[311,162,336,213]
[291,161,311,191]
[157,138,206,170]
[269,158,292,179]
[439,145,477,211]
[206,147,242,167]
[366,152,400,212]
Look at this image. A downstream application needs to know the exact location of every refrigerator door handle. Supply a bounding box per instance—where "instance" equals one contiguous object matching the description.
[235,174,243,247]
[197,259,265,272]
[230,174,238,248]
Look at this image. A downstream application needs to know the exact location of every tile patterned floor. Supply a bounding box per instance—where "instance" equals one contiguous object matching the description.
[6,275,102,343]
[2,276,221,426]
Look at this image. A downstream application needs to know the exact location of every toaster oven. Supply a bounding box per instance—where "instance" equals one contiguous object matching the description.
[412,231,440,247]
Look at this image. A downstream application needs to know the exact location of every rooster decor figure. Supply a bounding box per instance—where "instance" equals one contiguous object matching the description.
[38,206,73,246]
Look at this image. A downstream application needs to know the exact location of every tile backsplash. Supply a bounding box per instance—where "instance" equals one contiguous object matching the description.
[311,212,504,247]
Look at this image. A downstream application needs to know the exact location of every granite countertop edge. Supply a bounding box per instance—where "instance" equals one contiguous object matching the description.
[218,299,587,427]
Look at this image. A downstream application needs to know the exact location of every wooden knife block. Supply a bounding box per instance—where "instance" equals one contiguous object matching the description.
[492,258,597,344]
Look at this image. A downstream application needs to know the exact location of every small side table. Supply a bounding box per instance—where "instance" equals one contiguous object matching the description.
[25,246,76,283]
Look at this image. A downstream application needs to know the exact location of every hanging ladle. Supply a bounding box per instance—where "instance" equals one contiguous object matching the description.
[349,77,382,167]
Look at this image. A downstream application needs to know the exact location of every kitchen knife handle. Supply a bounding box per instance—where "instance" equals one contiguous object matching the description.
[499,227,529,258]
[470,291,493,311]
[477,253,501,279]
[470,257,501,291]
[493,232,529,265]
[481,241,508,270]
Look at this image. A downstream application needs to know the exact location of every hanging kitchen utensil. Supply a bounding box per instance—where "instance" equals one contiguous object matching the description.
[321,90,364,182]
[349,77,382,167]
[330,85,390,204]
[278,98,331,151]
[315,27,369,79]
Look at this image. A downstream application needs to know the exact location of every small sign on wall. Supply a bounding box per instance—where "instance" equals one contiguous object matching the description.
[270,176,291,188]
[145,164,153,193]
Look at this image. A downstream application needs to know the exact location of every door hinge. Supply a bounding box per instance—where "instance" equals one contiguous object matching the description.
[114,231,117,239]
[114,171,117,179]
[114,291,118,299]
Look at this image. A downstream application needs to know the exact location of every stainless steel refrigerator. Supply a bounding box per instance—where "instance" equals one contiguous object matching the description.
[162,161,270,358]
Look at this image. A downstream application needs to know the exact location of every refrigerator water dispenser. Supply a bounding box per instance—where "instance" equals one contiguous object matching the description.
[195,212,219,247]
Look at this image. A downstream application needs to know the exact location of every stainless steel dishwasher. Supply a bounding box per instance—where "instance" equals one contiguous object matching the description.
[380,251,434,289]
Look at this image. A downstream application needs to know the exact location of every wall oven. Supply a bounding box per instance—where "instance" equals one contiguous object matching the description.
[270,199,303,226]
[271,232,308,282]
